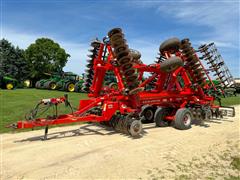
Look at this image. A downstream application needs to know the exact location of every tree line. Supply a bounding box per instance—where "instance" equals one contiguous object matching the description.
[0,38,70,83]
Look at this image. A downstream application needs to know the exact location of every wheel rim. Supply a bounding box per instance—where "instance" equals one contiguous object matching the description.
[183,113,191,126]
[50,83,57,90]
[68,84,75,92]
[145,109,154,121]
[6,83,13,90]
[129,120,142,137]
[24,80,30,87]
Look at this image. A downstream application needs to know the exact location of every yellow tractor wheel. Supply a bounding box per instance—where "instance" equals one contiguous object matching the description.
[6,83,14,90]
[67,83,75,92]
[50,82,57,90]
[24,80,31,87]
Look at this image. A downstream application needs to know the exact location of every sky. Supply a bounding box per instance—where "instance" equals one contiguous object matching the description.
[1,0,240,77]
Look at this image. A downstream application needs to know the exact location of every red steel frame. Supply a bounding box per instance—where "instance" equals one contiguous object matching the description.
[14,38,219,130]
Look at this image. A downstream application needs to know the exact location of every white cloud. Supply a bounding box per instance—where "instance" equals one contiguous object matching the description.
[2,28,90,75]
[158,1,239,48]
[129,1,239,49]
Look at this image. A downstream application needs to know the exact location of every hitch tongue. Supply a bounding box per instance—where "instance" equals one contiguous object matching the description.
[6,123,18,129]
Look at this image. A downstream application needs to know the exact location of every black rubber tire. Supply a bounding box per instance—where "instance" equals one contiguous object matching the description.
[154,107,171,127]
[160,56,183,73]
[43,82,49,89]
[35,81,40,88]
[159,37,181,54]
[65,82,75,92]
[129,49,141,59]
[141,105,156,123]
[174,108,192,130]
[45,81,57,90]
[74,83,80,92]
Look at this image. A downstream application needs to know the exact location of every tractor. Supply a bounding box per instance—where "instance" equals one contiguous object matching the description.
[0,75,18,90]
[35,73,62,90]
[55,72,79,92]
[74,75,84,92]
[8,28,235,140]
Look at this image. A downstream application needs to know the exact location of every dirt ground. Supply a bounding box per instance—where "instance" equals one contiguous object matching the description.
[1,106,239,180]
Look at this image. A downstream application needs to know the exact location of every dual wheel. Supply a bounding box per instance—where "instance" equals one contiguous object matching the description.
[141,106,193,130]
[65,82,75,92]
[44,81,57,90]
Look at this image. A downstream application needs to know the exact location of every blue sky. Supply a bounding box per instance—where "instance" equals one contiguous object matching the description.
[1,0,239,77]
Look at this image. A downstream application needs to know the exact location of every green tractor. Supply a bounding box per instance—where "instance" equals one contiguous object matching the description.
[56,72,79,92]
[206,79,236,97]
[74,76,84,92]
[35,73,62,90]
[0,75,18,90]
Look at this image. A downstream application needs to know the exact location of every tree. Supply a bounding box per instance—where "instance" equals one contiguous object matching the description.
[25,38,70,80]
[0,39,30,81]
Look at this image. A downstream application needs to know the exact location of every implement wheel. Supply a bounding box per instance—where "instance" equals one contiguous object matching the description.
[140,105,156,123]
[160,56,183,73]
[174,108,192,130]
[154,107,171,127]
[160,37,181,54]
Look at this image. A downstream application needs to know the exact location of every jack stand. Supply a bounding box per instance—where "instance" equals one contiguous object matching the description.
[41,125,49,141]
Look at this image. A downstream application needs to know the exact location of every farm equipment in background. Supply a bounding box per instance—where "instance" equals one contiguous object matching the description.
[0,75,18,90]
[234,78,240,93]
[9,28,235,139]
[74,75,84,92]
[55,72,79,92]
[0,74,31,90]
[35,73,62,90]
[35,72,79,92]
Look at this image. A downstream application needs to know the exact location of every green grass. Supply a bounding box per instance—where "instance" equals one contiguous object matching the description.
[0,89,88,133]
[218,95,240,106]
[0,89,240,133]
[230,156,240,171]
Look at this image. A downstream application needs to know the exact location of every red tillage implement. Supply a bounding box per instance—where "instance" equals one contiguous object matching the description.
[8,28,235,139]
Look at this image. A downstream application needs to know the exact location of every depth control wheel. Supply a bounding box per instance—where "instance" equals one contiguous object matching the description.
[159,37,181,55]
[160,56,183,73]
[174,108,192,130]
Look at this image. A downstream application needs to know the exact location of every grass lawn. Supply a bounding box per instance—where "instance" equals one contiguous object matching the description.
[0,89,239,133]
[0,89,88,133]
[218,95,240,106]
